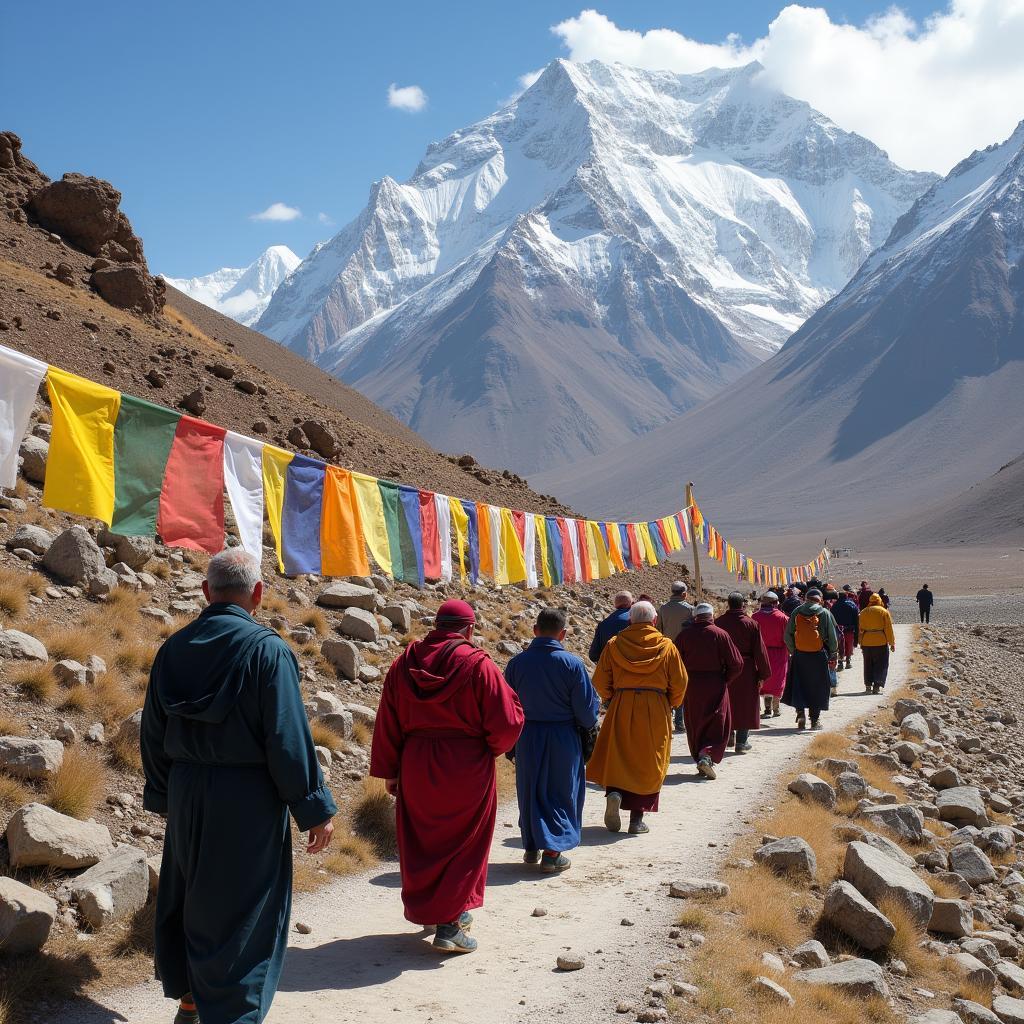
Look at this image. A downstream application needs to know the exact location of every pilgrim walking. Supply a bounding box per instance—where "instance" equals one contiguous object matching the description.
[782,587,839,730]
[715,593,771,753]
[751,591,789,719]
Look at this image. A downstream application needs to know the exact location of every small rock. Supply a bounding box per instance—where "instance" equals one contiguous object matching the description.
[669,879,729,900]
[787,773,837,811]
[792,939,830,968]
[752,977,794,1006]
[556,953,585,971]
[295,921,312,935]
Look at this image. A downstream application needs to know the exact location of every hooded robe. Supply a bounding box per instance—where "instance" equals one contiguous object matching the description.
[141,603,336,1024]
[504,638,600,853]
[370,630,524,925]
[714,609,771,731]
[752,607,789,698]
[675,620,743,764]
[586,623,687,811]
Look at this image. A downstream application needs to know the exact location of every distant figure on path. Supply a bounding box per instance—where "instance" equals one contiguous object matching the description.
[371,600,524,954]
[752,592,789,719]
[830,589,860,671]
[782,587,839,730]
[715,593,771,754]
[857,580,874,610]
[877,587,891,609]
[780,587,801,616]
[675,603,743,780]
[588,590,633,663]
[859,593,896,694]
[658,581,694,733]
[916,583,935,623]
[141,549,337,1024]
[588,602,687,834]
[504,608,600,874]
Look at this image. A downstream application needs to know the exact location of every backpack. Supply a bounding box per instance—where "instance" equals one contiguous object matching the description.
[794,612,823,653]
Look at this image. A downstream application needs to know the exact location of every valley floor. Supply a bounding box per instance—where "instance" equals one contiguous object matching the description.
[54,633,909,1024]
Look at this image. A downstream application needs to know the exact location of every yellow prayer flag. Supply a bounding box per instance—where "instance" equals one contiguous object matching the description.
[352,472,392,576]
[636,522,658,566]
[606,522,625,572]
[501,508,527,584]
[588,521,612,579]
[450,497,469,580]
[43,367,121,524]
[261,445,293,572]
[663,515,682,551]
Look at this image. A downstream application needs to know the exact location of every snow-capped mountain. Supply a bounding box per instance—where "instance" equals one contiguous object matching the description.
[537,120,1024,529]
[167,245,300,328]
[258,59,936,474]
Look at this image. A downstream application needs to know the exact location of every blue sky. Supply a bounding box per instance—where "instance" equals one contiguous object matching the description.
[1,0,1008,276]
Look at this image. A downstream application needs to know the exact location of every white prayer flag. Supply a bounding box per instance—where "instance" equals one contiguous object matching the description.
[0,345,48,490]
[223,431,265,559]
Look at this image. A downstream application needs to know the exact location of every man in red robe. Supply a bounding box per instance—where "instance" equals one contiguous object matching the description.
[370,599,524,954]
[675,603,743,780]
[715,593,771,754]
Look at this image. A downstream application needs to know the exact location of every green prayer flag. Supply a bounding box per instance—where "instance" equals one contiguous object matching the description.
[377,480,406,584]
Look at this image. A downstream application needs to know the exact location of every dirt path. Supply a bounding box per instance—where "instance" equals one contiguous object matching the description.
[58,628,912,1024]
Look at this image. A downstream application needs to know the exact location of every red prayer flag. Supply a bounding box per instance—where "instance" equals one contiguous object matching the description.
[625,523,642,569]
[556,518,575,582]
[157,415,226,553]
[418,490,441,580]
[655,519,671,554]
[511,509,527,548]
[575,519,592,582]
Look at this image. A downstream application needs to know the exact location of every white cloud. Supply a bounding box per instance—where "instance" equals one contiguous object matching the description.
[551,3,1024,173]
[519,68,544,91]
[317,211,335,226]
[251,202,302,222]
[387,82,428,113]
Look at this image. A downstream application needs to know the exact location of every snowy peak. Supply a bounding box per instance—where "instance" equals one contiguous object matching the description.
[166,245,300,328]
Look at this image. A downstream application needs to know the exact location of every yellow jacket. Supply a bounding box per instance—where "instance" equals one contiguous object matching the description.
[859,595,895,648]
[586,623,688,796]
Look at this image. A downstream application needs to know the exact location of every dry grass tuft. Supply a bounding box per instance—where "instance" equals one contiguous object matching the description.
[675,905,711,930]
[805,730,853,761]
[927,874,966,900]
[723,863,804,947]
[351,720,372,747]
[351,778,398,859]
[877,897,940,980]
[36,623,103,665]
[7,662,57,704]
[956,975,994,1007]
[58,685,90,714]
[759,797,847,882]
[0,714,27,737]
[292,860,326,893]
[108,726,142,772]
[0,567,29,618]
[298,608,328,635]
[150,561,170,581]
[856,756,907,798]
[323,831,377,877]
[0,775,32,814]
[310,720,346,751]
[47,747,107,819]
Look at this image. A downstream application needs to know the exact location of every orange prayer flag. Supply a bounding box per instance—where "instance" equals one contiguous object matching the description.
[321,466,370,577]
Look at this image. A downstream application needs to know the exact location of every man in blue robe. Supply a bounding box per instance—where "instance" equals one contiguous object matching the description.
[505,608,600,872]
[588,591,633,662]
[141,548,337,1024]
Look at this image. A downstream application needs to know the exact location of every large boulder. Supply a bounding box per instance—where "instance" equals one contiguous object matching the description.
[843,841,934,928]
[316,582,376,611]
[42,525,106,586]
[0,876,58,953]
[320,638,361,681]
[937,787,990,828]
[6,803,114,869]
[62,845,148,929]
[930,766,965,790]
[346,703,377,729]
[900,712,930,742]
[754,836,817,881]
[953,1000,1002,1024]
[792,958,889,999]
[338,608,379,643]
[0,737,63,779]
[952,952,996,992]
[17,435,49,484]
[994,962,1024,996]
[7,523,54,555]
[91,263,162,314]
[929,898,974,937]
[299,421,340,459]
[380,603,413,633]
[992,996,1024,1024]
[96,529,155,570]
[0,629,48,662]
[115,709,144,750]
[835,771,868,801]
[950,843,997,886]
[821,880,896,951]
[857,803,925,843]
[787,773,836,811]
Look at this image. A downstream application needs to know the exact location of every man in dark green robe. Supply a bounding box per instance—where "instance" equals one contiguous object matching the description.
[141,548,336,1024]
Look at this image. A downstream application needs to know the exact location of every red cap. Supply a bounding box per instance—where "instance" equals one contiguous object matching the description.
[435,599,476,628]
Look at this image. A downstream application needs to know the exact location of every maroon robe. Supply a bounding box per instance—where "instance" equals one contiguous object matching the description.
[675,621,743,764]
[714,610,772,731]
[370,631,524,925]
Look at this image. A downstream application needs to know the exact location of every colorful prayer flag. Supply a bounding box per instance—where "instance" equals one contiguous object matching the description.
[0,346,47,489]
[223,431,265,559]
[322,466,369,577]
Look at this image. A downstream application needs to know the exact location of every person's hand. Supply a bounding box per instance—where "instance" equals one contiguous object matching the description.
[890,645,896,653]
[385,777,399,798]
[307,820,334,855]
[828,658,838,670]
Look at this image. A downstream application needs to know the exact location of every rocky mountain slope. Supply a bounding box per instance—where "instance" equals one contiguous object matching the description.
[165,244,300,327]
[256,59,934,475]
[539,120,1024,536]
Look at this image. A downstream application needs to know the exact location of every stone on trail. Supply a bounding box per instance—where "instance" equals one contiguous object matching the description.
[950,843,997,886]
[0,629,48,662]
[316,582,376,611]
[821,880,896,951]
[928,898,974,937]
[338,607,380,642]
[669,879,729,900]
[792,939,830,968]
[556,952,585,971]
[752,977,794,1006]
[6,802,114,869]
[531,907,547,917]
[842,841,934,928]
[857,802,926,843]
[62,845,149,929]
[792,958,889,999]
[937,786,990,828]
[0,876,58,953]
[295,921,312,935]
[753,836,817,880]
[0,736,64,779]
[993,995,1024,1024]
[787,773,837,811]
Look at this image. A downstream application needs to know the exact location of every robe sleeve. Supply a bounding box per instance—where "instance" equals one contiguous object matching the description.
[720,633,744,685]
[370,666,404,780]
[569,657,600,730]
[476,658,525,757]
[258,640,337,832]
[821,611,839,657]
[884,611,895,648]
[140,648,171,815]
[592,645,614,702]
[783,612,797,655]
[751,622,771,682]
[665,646,688,709]
[588,622,604,663]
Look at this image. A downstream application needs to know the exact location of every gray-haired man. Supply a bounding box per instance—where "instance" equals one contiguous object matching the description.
[141,548,336,1024]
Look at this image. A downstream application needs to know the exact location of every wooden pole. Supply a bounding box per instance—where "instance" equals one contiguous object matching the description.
[685,481,702,602]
